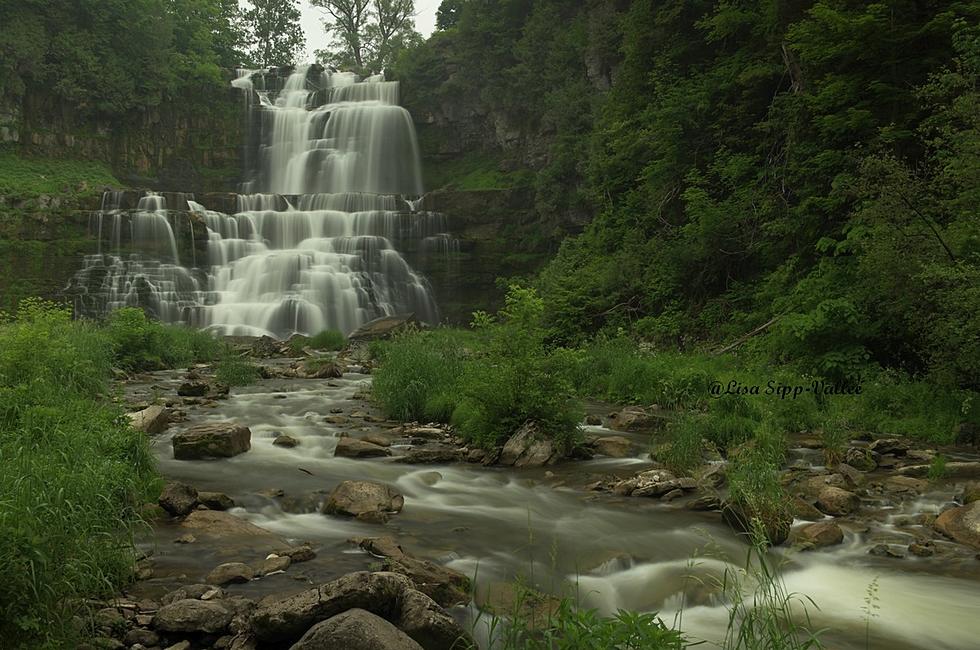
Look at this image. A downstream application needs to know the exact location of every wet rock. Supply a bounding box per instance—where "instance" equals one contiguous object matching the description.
[815,486,861,516]
[250,571,472,649]
[348,314,417,341]
[499,422,560,467]
[933,501,980,550]
[722,501,792,546]
[292,608,424,650]
[324,415,348,425]
[180,510,284,547]
[688,494,721,511]
[662,488,685,502]
[836,463,865,488]
[128,405,171,434]
[353,537,470,607]
[256,554,291,576]
[277,544,316,563]
[869,438,910,456]
[178,380,229,399]
[844,447,879,472]
[699,463,727,488]
[962,482,980,505]
[207,562,254,585]
[198,491,235,511]
[630,470,697,498]
[322,480,404,519]
[607,406,667,433]
[172,422,251,460]
[273,434,300,448]
[394,445,464,465]
[162,584,215,605]
[584,414,602,426]
[154,599,232,634]
[362,432,394,447]
[300,360,344,379]
[335,437,391,459]
[869,543,906,559]
[908,541,936,557]
[466,449,486,463]
[884,475,929,496]
[174,533,196,544]
[797,521,844,548]
[592,435,635,458]
[165,640,192,650]
[123,629,159,647]
[898,462,980,480]
[800,473,847,497]
[789,496,825,521]
[159,481,198,517]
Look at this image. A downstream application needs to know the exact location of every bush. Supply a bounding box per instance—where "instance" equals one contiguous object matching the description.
[0,300,157,647]
[104,307,221,371]
[214,355,262,386]
[307,329,346,351]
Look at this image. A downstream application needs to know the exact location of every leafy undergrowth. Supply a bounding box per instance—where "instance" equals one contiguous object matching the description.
[0,147,119,198]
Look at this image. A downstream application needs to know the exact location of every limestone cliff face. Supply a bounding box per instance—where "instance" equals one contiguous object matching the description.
[1,82,242,194]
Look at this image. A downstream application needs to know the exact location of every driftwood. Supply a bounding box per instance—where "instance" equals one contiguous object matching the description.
[713,316,780,356]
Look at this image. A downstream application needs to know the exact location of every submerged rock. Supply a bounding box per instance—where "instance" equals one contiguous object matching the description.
[172,422,251,460]
[322,480,404,520]
[292,608,424,650]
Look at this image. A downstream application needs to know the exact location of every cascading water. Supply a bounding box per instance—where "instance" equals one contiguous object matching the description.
[71,66,453,337]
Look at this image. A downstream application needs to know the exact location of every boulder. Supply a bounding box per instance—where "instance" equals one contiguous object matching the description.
[250,571,472,649]
[158,481,199,517]
[322,481,404,520]
[815,486,861,516]
[962,481,980,505]
[788,496,825,521]
[844,447,878,472]
[335,437,392,459]
[291,609,424,650]
[273,434,301,448]
[933,501,980,550]
[198,491,235,511]
[172,422,251,460]
[885,475,929,496]
[128,405,171,434]
[499,422,560,467]
[348,314,416,342]
[592,435,635,458]
[353,537,469,607]
[393,446,464,465]
[179,511,285,548]
[607,406,666,433]
[206,562,254,585]
[797,521,844,548]
[869,438,909,456]
[153,599,232,634]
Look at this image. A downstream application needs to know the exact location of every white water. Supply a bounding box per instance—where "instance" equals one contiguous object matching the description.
[71,66,447,337]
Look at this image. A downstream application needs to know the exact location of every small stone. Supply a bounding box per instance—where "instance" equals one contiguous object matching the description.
[908,542,935,557]
[123,629,159,647]
[273,434,300,448]
[277,544,316,563]
[174,533,196,544]
[198,491,235,511]
[869,543,906,559]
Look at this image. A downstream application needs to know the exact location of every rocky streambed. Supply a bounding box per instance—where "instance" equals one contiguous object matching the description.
[86,347,980,650]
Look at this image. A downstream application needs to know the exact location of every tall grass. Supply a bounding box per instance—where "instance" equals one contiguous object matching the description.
[0,300,158,647]
[104,307,221,371]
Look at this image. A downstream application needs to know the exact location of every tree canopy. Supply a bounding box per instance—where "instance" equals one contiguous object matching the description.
[313,0,422,73]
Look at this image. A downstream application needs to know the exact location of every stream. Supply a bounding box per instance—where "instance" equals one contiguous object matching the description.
[128,367,980,650]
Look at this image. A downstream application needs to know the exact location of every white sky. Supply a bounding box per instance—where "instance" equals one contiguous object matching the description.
[299,0,442,61]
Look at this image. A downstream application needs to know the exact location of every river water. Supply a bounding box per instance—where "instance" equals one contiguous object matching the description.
[131,368,980,650]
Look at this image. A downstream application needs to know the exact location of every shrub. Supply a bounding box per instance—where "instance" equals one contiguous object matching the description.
[103,307,220,371]
[214,355,262,386]
[307,329,346,351]
[927,454,948,480]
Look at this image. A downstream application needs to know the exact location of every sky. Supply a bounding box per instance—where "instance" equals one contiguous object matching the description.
[299,0,442,61]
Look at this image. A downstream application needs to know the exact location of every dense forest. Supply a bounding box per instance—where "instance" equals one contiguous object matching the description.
[396,0,980,392]
[2,1,980,649]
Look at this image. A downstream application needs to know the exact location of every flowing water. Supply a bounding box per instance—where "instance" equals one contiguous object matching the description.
[131,369,980,650]
[71,66,452,337]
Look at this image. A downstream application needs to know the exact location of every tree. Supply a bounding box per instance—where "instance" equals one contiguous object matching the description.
[242,0,306,67]
[436,0,464,30]
[313,0,419,73]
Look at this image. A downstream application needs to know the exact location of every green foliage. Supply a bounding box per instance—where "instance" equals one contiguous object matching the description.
[372,286,582,448]
[927,454,949,481]
[214,354,262,386]
[242,0,305,67]
[104,307,221,371]
[308,329,347,351]
[0,299,157,648]
[0,149,119,198]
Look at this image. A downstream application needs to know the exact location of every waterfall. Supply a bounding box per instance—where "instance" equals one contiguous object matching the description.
[70,66,455,338]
